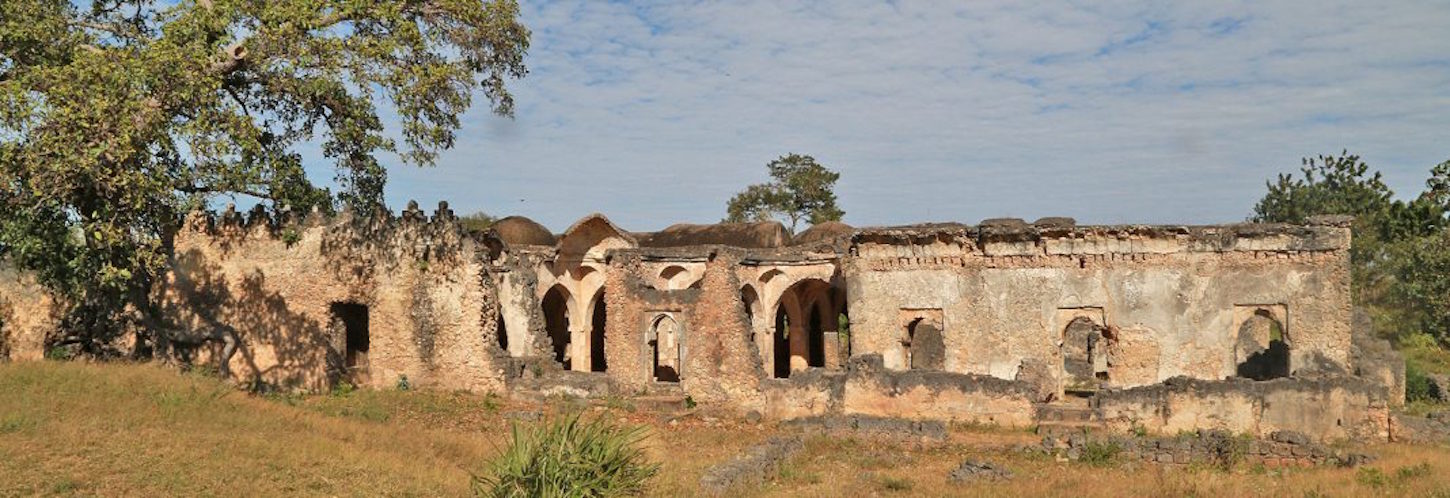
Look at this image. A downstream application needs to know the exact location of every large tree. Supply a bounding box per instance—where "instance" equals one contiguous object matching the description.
[724,153,843,232]
[0,0,529,354]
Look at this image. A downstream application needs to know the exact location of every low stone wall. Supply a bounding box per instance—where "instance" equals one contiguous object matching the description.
[841,355,1036,426]
[1095,376,1391,442]
[761,355,1037,427]
[1040,427,1371,468]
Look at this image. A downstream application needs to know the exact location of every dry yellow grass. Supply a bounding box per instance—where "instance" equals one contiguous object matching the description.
[3,361,1450,497]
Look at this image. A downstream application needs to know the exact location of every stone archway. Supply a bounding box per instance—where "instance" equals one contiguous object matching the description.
[1235,307,1289,380]
[541,285,572,369]
[650,314,681,382]
[589,289,607,372]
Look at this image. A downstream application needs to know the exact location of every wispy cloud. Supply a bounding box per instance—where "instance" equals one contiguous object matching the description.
[357,1,1450,231]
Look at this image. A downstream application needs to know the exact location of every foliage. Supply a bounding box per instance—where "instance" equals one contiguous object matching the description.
[724,153,843,232]
[459,211,497,234]
[473,412,659,498]
[1407,360,1435,403]
[1079,440,1123,467]
[1252,151,1450,343]
[0,1,529,353]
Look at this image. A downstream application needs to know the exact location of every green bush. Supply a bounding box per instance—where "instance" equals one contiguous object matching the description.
[1079,441,1123,467]
[474,412,658,497]
[1407,361,1434,403]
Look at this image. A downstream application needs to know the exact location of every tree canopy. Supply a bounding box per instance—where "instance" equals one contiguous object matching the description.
[0,0,529,353]
[724,153,843,232]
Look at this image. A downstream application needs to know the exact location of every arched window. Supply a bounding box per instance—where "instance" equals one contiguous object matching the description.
[1236,309,1289,380]
[541,285,571,369]
[650,314,681,382]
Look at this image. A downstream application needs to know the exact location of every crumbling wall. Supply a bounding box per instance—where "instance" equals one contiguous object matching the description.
[844,219,1353,392]
[839,354,1035,426]
[604,248,765,405]
[166,202,503,392]
[1095,376,1391,442]
[0,266,61,360]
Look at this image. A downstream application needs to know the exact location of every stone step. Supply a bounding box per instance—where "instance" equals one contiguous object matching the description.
[1035,404,1096,423]
[632,394,689,411]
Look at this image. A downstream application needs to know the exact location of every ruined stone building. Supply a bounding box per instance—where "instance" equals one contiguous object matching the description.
[0,202,1404,442]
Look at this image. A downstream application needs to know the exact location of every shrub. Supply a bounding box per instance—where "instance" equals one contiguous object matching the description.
[1079,441,1123,467]
[1406,361,1434,403]
[474,412,658,497]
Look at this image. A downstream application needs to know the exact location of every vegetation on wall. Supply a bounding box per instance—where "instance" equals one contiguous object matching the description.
[0,1,530,354]
[725,153,844,233]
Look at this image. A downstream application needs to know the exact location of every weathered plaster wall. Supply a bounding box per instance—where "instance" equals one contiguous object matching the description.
[1095,377,1391,442]
[845,220,1352,392]
[165,204,503,392]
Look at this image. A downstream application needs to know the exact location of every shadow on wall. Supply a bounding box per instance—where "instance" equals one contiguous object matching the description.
[166,249,333,391]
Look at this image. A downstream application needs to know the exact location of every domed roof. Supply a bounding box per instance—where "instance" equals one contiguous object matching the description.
[490,216,556,246]
[640,221,789,248]
[790,221,855,246]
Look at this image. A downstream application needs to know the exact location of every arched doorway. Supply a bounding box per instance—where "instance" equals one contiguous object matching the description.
[590,290,607,372]
[741,285,760,344]
[773,305,790,378]
[1236,309,1289,380]
[1062,316,1107,390]
[650,314,681,382]
[541,285,571,369]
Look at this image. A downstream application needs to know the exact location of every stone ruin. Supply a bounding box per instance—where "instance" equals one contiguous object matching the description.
[0,203,1406,443]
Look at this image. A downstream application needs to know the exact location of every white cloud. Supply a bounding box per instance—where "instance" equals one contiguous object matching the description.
[366,0,1450,231]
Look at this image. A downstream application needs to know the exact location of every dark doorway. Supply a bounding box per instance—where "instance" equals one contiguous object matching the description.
[542,285,571,369]
[741,286,759,343]
[907,318,945,370]
[331,302,369,384]
[773,305,790,378]
[1236,310,1289,380]
[807,303,825,368]
[496,307,509,352]
[590,291,607,372]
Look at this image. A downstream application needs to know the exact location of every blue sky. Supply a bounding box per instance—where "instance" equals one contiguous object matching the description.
[328,1,1450,232]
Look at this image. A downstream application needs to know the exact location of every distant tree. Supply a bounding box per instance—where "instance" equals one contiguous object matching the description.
[459,211,497,234]
[0,1,530,355]
[724,153,843,232]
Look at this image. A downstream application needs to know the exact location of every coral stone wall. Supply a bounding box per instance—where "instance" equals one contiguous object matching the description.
[603,249,765,405]
[0,267,62,360]
[165,206,504,392]
[845,220,1353,392]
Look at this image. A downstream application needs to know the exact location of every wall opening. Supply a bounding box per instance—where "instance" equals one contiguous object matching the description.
[773,305,790,378]
[741,285,759,344]
[331,302,370,385]
[542,285,571,369]
[495,307,509,352]
[590,291,607,372]
[905,318,945,370]
[650,314,681,382]
[1236,309,1289,380]
[807,302,825,367]
[1062,316,1107,391]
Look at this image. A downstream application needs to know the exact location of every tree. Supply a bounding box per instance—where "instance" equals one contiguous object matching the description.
[724,153,843,232]
[0,1,529,355]
[458,211,497,234]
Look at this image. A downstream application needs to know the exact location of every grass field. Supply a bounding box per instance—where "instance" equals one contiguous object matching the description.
[3,361,1450,497]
